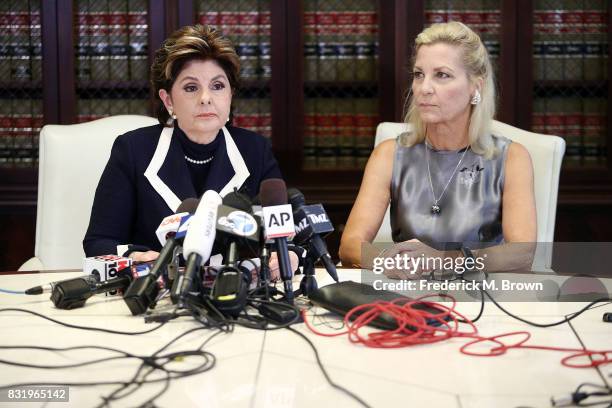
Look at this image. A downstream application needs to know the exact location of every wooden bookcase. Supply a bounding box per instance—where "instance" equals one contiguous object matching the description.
[0,0,610,270]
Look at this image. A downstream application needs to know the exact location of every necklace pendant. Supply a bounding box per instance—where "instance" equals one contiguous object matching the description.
[431,204,441,215]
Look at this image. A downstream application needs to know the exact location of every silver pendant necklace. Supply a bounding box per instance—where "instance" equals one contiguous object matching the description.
[425,140,470,215]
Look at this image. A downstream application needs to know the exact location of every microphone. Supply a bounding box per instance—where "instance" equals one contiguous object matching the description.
[169,192,261,305]
[260,178,296,304]
[155,197,199,246]
[51,263,156,309]
[216,197,261,252]
[288,188,339,282]
[176,190,222,308]
[206,191,259,316]
[216,191,262,256]
[83,255,132,293]
[123,198,199,315]
[26,274,98,295]
[148,198,199,279]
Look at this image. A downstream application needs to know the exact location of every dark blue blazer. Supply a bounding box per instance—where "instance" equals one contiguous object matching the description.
[83,124,282,256]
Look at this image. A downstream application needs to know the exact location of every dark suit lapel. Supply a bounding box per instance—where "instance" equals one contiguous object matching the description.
[216,126,250,196]
[204,135,235,193]
[158,126,197,201]
[144,126,196,212]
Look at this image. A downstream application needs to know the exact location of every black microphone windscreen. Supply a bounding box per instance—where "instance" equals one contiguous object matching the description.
[287,188,306,208]
[50,278,93,309]
[223,191,253,213]
[177,198,199,214]
[259,178,287,206]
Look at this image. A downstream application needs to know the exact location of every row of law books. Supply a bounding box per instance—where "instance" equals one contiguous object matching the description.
[75,0,148,82]
[197,0,271,80]
[425,1,501,67]
[0,9,42,82]
[533,42,608,81]
[0,3,43,165]
[76,98,149,123]
[304,0,378,82]
[533,2,608,81]
[532,97,607,166]
[74,96,274,139]
[232,97,271,138]
[0,102,43,167]
[303,97,378,169]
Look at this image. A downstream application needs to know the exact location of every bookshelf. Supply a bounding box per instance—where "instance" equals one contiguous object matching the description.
[74,0,151,123]
[514,0,612,203]
[530,1,608,169]
[0,0,611,270]
[195,0,273,138]
[0,0,42,168]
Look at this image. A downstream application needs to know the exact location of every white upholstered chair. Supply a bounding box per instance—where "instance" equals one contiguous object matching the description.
[19,115,158,271]
[372,120,566,271]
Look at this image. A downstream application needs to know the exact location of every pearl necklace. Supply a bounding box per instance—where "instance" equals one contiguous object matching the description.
[184,155,214,165]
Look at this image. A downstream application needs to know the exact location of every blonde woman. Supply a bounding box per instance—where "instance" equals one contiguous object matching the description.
[340,22,536,276]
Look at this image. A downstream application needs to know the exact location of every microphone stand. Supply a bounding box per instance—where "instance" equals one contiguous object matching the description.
[259,246,272,300]
[297,254,318,297]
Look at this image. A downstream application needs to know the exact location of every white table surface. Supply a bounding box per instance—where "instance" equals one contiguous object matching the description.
[0,269,610,408]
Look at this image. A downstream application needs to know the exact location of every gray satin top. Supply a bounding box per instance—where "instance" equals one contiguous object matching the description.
[390,134,511,250]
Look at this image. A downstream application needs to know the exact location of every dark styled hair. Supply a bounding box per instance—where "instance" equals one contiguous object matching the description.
[150,24,240,125]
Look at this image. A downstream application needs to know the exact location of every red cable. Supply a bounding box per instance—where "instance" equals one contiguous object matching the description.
[302,294,612,369]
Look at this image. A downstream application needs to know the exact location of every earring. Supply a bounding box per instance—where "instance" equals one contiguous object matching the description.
[470,90,481,105]
[168,109,177,120]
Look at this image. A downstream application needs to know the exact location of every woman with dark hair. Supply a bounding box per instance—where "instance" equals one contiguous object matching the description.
[84,25,281,262]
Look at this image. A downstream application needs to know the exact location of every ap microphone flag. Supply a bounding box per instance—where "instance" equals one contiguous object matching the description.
[262,204,294,239]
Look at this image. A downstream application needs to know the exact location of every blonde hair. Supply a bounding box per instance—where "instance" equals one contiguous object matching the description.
[151,24,240,125]
[402,21,497,158]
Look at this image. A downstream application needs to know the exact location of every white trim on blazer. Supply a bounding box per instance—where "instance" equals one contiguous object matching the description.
[144,126,250,212]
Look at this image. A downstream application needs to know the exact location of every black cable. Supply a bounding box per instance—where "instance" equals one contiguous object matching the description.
[0,308,166,335]
[96,366,154,407]
[566,311,612,388]
[97,326,219,407]
[0,344,139,369]
[577,383,612,394]
[305,303,345,330]
[0,344,215,389]
[458,280,485,324]
[138,372,172,408]
[179,283,301,331]
[424,271,486,323]
[239,258,260,275]
[186,296,237,332]
[0,301,229,408]
[0,323,218,408]
[574,382,612,407]
[483,293,612,328]
[287,327,372,408]
[428,270,611,327]
[245,297,301,329]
